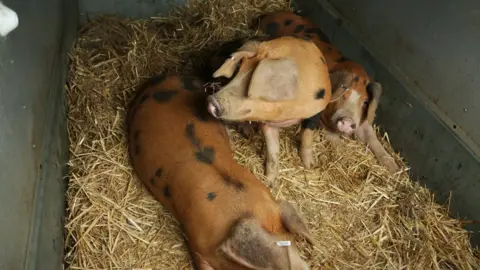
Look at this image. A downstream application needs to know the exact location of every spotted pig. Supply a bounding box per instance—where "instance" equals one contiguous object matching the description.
[257,11,399,173]
[206,36,345,183]
[127,74,315,270]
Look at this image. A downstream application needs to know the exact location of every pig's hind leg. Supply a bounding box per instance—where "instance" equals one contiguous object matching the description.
[299,128,315,169]
[298,112,323,169]
[261,124,280,185]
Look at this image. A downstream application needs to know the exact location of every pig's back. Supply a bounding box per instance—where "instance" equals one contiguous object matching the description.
[258,11,343,68]
[127,74,232,210]
[266,37,331,99]
[254,37,333,120]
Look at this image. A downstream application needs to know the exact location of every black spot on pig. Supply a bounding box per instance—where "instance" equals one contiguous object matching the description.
[139,94,149,105]
[185,123,201,148]
[134,130,140,141]
[301,112,321,130]
[207,192,217,201]
[135,144,141,155]
[293,24,305,33]
[185,122,215,164]
[138,74,167,92]
[183,77,203,92]
[265,22,279,37]
[284,19,293,26]
[195,147,215,164]
[153,91,178,103]
[223,175,245,192]
[305,27,330,43]
[304,34,314,39]
[315,88,325,99]
[163,185,171,197]
[233,181,245,191]
[155,168,163,177]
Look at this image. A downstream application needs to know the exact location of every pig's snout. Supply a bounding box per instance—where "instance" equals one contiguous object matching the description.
[207,95,224,118]
[336,117,356,135]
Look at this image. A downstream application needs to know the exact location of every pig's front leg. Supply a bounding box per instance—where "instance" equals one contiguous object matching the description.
[192,252,215,270]
[323,128,343,147]
[299,128,314,169]
[355,121,399,173]
[186,239,214,270]
[233,122,258,138]
[299,125,342,168]
[261,124,280,184]
[299,111,346,168]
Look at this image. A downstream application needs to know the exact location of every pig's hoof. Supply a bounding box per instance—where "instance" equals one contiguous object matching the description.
[238,123,256,138]
[300,148,314,169]
[330,139,342,148]
[326,134,342,148]
[266,171,278,185]
[380,157,399,173]
[265,162,279,185]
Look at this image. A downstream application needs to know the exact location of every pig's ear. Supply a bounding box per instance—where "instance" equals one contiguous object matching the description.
[209,39,246,73]
[248,58,298,101]
[365,81,382,123]
[219,218,281,269]
[213,51,256,79]
[278,200,316,246]
[329,70,353,102]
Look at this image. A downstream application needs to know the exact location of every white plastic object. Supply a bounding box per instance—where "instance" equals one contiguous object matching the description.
[0,1,19,37]
[276,240,291,247]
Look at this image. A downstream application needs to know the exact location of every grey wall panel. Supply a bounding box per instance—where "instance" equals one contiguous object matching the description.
[294,0,480,246]
[0,0,78,269]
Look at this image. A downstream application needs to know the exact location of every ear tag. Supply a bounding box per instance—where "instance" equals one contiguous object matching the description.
[276,240,291,247]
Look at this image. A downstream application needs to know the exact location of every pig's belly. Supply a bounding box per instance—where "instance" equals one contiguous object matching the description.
[262,118,301,128]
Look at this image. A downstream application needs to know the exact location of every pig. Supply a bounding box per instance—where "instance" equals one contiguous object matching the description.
[126,74,316,270]
[257,11,400,173]
[206,36,345,183]
[207,36,270,139]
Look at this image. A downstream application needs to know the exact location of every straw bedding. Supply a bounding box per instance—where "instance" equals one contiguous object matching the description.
[64,0,480,269]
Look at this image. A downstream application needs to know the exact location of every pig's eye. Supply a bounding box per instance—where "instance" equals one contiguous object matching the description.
[363,100,369,106]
